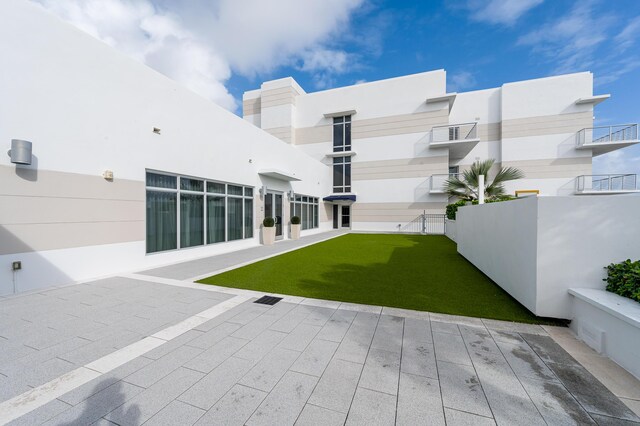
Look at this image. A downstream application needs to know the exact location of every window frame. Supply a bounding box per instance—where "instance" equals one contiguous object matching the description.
[145,170,254,254]
[289,193,320,231]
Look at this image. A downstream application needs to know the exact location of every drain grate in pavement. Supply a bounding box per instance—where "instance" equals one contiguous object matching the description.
[254,295,283,306]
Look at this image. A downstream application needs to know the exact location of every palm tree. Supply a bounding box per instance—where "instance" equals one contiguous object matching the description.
[445,159,524,201]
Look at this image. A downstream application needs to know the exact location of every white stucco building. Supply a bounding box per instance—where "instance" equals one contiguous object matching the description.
[243,71,639,232]
[1,0,638,296]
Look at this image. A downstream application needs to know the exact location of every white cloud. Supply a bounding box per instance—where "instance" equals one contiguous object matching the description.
[615,16,640,52]
[448,71,477,92]
[31,0,366,110]
[461,0,543,26]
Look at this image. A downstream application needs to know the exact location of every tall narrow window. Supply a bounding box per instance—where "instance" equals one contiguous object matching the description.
[290,194,319,230]
[146,191,177,253]
[206,196,225,244]
[180,193,204,248]
[227,197,243,241]
[333,116,351,152]
[244,198,254,238]
[333,156,351,193]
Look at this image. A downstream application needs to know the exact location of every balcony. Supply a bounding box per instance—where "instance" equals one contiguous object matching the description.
[576,124,639,156]
[430,122,480,160]
[429,173,460,193]
[575,174,639,195]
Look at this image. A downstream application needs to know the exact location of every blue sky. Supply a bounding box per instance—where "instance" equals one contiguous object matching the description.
[35,0,640,175]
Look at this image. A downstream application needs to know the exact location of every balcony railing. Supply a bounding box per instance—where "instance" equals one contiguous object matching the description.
[576,124,638,147]
[429,173,460,192]
[431,122,478,143]
[575,174,638,193]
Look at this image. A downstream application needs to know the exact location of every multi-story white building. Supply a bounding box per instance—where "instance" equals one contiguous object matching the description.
[244,71,639,232]
[1,0,638,295]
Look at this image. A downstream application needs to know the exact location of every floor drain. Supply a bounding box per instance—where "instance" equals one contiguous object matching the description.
[254,295,283,306]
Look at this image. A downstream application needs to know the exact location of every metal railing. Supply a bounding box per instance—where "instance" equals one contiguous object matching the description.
[576,124,638,147]
[429,173,460,192]
[575,174,638,192]
[432,122,478,143]
[399,212,446,234]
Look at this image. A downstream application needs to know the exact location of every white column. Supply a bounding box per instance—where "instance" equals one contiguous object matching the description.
[479,175,485,204]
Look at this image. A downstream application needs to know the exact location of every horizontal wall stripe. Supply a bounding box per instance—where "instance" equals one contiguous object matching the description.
[502,157,592,178]
[478,122,501,141]
[352,202,446,222]
[502,111,592,139]
[242,98,261,115]
[295,110,449,145]
[0,196,143,225]
[0,221,144,255]
[0,165,143,201]
[352,156,448,181]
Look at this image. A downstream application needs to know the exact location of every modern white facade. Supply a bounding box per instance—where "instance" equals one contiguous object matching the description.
[244,69,639,232]
[1,0,638,297]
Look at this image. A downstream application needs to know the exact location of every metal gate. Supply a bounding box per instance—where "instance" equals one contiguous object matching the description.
[423,213,446,235]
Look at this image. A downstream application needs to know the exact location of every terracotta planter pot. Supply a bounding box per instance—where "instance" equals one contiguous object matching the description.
[262,226,276,245]
[291,224,301,240]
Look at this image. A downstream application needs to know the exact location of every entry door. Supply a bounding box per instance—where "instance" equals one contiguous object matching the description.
[265,192,283,239]
[341,205,350,228]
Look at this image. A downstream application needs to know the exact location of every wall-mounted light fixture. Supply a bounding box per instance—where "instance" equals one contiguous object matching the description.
[288,190,295,199]
[103,170,114,181]
[259,186,268,197]
[153,127,161,135]
[7,139,33,165]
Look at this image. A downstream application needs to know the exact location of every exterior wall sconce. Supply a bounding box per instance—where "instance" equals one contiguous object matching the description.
[7,139,33,165]
[288,190,295,199]
[103,170,114,181]
[153,127,161,135]
[259,186,267,197]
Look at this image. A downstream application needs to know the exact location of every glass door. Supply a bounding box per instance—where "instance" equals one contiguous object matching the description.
[265,192,284,240]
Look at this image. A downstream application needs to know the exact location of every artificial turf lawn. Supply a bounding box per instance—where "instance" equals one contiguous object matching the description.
[198,234,558,324]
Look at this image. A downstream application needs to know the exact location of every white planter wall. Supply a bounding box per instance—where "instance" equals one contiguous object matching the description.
[457,195,640,319]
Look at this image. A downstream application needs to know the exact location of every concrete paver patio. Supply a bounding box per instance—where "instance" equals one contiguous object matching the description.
[1,273,639,425]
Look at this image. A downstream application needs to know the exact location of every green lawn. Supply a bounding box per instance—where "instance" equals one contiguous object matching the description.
[198,234,559,324]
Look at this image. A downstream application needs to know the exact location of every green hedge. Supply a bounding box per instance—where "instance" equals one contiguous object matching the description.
[604,259,640,303]
[445,200,467,220]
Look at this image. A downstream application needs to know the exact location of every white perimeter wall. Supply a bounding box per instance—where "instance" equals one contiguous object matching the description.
[457,195,640,319]
[0,0,331,295]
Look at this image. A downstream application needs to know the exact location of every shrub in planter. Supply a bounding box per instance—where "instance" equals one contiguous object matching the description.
[262,217,276,245]
[263,217,275,227]
[290,215,301,240]
[604,259,640,303]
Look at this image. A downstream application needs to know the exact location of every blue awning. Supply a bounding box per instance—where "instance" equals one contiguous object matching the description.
[323,194,356,202]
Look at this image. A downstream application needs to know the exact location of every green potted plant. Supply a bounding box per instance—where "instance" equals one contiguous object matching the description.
[290,215,301,240]
[262,217,276,245]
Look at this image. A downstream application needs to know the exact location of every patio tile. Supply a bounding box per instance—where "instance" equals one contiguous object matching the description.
[438,360,492,418]
[295,404,347,426]
[6,398,72,426]
[233,329,288,362]
[315,309,357,342]
[269,305,315,333]
[184,321,241,350]
[308,358,363,413]
[145,400,205,426]
[301,306,337,327]
[338,302,383,314]
[588,413,640,425]
[346,387,396,426]
[483,319,547,336]
[433,331,472,366]
[195,384,266,426]
[123,345,203,388]
[358,347,401,395]
[105,367,204,425]
[518,376,597,425]
[403,317,432,343]
[370,315,404,354]
[178,356,254,410]
[334,311,379,364]
[444,408,496,426]
[143,330,203,360]
[431,320,461,335]
[290,339,339,377]
[279,323,322,351]
[43,381,144,426]
[183,336,248,373]
[400,338,437,379]
[396,372,445,426]
[430,313,485,328]
[238,347,300,392]
[496,340,558,382]
[246,371,318,426]
[381,306,430,320]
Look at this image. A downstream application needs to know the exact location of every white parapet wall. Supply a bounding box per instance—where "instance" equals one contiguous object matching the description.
[456,195,640,319]
[445,219,457,242]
